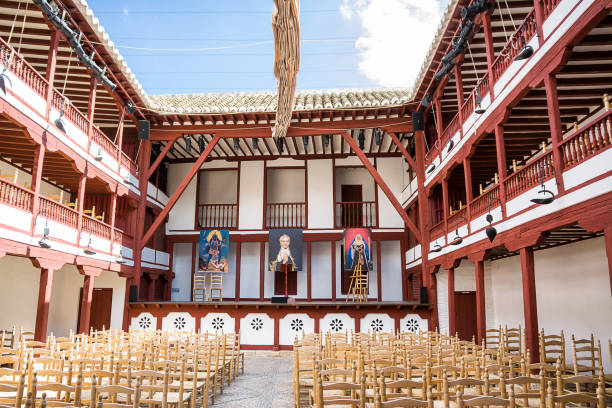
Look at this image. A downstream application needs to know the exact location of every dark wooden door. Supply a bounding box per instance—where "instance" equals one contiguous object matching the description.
[454,291,477,342]
[341,185,363,227]
[274,264,297,296]
[89,288,113,331]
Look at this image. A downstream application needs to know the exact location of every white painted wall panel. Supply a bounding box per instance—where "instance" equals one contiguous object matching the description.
[0,255,39,333]
[199,170,237,204]
[307,160,334,228]
[167,163,197,231]
[437,269,449,334]
[381,241,402,301]
[377,157,404,228]
[240,242,260,299]
[238,162,264,229]
[311,242,331,298]
[267,168,305,203]
[171,243,193,301]
[487,256,523,329]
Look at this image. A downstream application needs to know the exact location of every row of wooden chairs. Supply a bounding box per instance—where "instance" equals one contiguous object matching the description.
[0,328,245,408]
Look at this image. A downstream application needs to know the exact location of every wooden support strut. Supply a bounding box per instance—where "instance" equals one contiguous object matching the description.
[387,131,417,171]
[146,137,179,180]
[139,135,220,250]
[340,131,421,243]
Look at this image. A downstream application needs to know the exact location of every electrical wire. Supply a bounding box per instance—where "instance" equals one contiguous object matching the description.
[16,1,28,55]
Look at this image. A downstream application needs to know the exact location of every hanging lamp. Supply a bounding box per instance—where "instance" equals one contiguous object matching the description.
[530,162,555,205]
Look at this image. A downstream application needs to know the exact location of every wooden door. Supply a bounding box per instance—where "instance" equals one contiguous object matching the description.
[341,185,363,227]
[89,288,113,331]
[454,291,477,342]
[274,264,297,296]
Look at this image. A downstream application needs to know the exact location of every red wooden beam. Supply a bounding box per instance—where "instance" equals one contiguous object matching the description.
[34,268,54,341]
[448,267,456,337]
[139,135,220,250]
[520,246,539,362]
[146,137,178,180]
[475,260,486,344]
[387,131,417,171]
[414,129,430,286]
[235,241,241,301]
[78,275,95,334]
[340,131,421,243]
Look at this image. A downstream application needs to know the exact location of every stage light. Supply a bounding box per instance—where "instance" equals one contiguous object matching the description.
[323,135,330,148]
[358,129,365,150]
[446,139,455,153]
[125,100,137,114]
[83,236,96,255]
[185,136,191,153]
[434,61,455,81]
[123,175,132,186]
[485,197,497,243]
[375,129,382,146]
[461,0,492,19]
[94,147,103,161]
[474,94,486,114]
[421,94,432,107]
[233,138,240,151]
[277,137,284,153]
[55,104,66,133]
[531,163,555,205]
[430,242,442,253]
[451,214,466,245]
[426,163,436,174]
[441,20,474,65]
[252,138,258,149]
[198,136,205,153]
[115,249,126,264]
[0,54,12,94]
[514,33,534,61]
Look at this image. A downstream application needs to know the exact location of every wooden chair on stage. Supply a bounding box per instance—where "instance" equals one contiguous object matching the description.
[208,273,223,302]
[192,272,206,302]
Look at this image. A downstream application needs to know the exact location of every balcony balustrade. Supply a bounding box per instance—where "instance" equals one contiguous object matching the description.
[266,202,306,228]
[335,201,377,228]
[198,204,238,229]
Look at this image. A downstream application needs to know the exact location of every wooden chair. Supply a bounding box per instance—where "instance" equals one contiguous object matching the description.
[94,212,105,223]
[545,381,605,408]
[0,372,25,408]
[93,380,140,408]
[374,378,432,408]
[486,327,502,350]
[312,365,366,408]
[503,326,522,355]
[455,388,515,407]
[208,273,223,302]
[539,330,566,372]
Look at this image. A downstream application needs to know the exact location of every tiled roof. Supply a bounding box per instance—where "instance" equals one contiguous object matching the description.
[147,88,413,115]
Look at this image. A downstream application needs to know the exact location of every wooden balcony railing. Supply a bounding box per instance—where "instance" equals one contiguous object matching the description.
[429,220,445,240]
[491,9,538,83]
[0,39,48,99]
[503,151,554,201]
[440,115,459,151]
[51,89,89,134]
[335,201,376,228]
[82,214,112,240]
[447,206,467,230]
[0,178,33,211]
[38,196,78,228]
[113,229,133,248]
[461,76,491,121]
[469,184,500,219]
[542,0,562,19]
[266,202,306,228]
[91,125,119,160]
[198,204,237,229]
[560,110,612,170]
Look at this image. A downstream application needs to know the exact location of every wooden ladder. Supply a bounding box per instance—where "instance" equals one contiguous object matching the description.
[346,263,368,303]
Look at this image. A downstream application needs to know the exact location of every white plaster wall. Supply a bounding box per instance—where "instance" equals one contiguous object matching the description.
[240,242,260,299]
[94,270,127,330]
[376,157,404,228]
[47,265,82,337]
[171,243,193,301]
[238,161,264,229]
[0,255,39,333]
[381,241,402,301]
[279,313,315,346]
[240,313,274,345]
[436,269,449,334]
[167,163,197,231]
[199,170,237,204]
[486,256,523,329]
[335,168,375,201]
[223,243,236,299]
[307,160,334,228]
[267,168,305,203]
[311,242,332,299]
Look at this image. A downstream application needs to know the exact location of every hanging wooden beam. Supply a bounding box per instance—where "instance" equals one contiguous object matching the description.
[340,131,421,243]
[139,135,221,249]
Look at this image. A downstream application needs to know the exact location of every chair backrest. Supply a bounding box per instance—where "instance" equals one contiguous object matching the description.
[546,382,605,408]
[571,334,601,375]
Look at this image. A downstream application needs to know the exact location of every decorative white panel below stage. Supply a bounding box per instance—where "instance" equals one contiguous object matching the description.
[131,312,157,331]
[240,313,274,345]
[279,313,314,346]
[200,313,235,334]
[400,314,428,333]
[161,312,196,332]
[320,313,355,334]
[360,314,394,333]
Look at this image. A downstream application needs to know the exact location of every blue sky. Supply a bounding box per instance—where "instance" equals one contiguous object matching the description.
[88,0,448,95]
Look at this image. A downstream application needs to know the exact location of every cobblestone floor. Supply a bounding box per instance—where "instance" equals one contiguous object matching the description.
[212,356,294,408]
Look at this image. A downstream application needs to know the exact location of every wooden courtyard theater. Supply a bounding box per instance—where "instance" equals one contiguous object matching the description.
[0,0,611,404]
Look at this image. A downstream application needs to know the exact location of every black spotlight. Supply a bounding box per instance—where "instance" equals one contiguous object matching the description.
[430,243,442,253]
[303,136,309,149]
[234,138,240,151]
[83,236,96,255]
[474,94,486,114]
[514,34,534,61]
[169,144,175,155]
[451,230,463,246]
[252,138,258,150]
[94,147,103,161]
[185,136,192,153]
[374,129,382,146]
[125,100,137,114]
[530,164,555,205]
[55,104,66,133]
[39,225,51,249]
[426,163,436,174]
[277,137,284,153]
[485,198,497,243]
[421,93,432,107]
[461,0,492,19]
[358,129,365,150]
[198,136,205,153]
[446,139,455,153]
[323,135,330,148]
[434,61,455,81]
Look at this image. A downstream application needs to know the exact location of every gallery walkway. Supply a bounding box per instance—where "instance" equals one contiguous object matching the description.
[214,355,294,408]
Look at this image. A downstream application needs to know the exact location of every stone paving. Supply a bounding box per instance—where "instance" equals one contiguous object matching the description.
[212,355,294,408]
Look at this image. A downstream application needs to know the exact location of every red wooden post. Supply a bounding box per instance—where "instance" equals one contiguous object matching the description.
[400,238,407,301]
[44,30,60,119]
[29,145,45,234]
[133,140,152,297]
[464,158,473,232]
[331,241,336,301]
[115,108,125,170]
[235,241,241,301]
[494,124,508,217]
[122,278,133,331]
[475,260,486,344]
[148,274,158,301]
[533,0,546,46]
[78,274,95,334]
[442,177,449,236]
[109,192,117,248]
[605,226,612,296]
[376,240,382,302]
[482,11,496,99]
[34,268,54,341]
[454,65,465,130]
[259,241,265,301]
[307,241,312,301]
[448,267,456,337]
[86,77,98,153]
[543,74,566,193]
[75,173,87,248]
[414,129,430,287]
[434,98,444,162]
[520,246,539,362]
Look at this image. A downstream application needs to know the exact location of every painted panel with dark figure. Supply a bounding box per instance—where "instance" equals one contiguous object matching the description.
[344,228,373,271]
[268,229,303,272]
[198,229,229,273]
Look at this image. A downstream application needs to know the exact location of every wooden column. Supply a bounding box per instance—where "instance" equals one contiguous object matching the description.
[109,192,118,247]
[400,238,407,301]
[34,268,54,341]
[307,241,312,301]
[259,241,265,301]
[44,30,60,119]
[78,274,95,334]
[448,267,456,337]
[434,98,444,139]
[376,240,382,302]
[533,0,546,46]
[605,226,612,296]
[442,177,449,235]
[414,129,430,288]
[133,140,152,298]
[235,241,241,300]
[463,158,473,231]
[494,124,508,217]
[482,11,496,99]
[86,77,98,152]
[75,173,87,247]
[29,145,45,234]
[543,74,566,193]
[331,241,336,301]
[115,108,126,170]
[475,260,486,344]
[147,274,158,301]
[454,64,465,129]
[520,246,539,362]
[122,278,133,331]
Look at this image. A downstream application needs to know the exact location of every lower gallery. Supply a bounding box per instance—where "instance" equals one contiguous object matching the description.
[0,0,611,407]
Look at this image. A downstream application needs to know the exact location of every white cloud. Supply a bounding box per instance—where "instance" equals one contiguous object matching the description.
[340,0,446,88]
